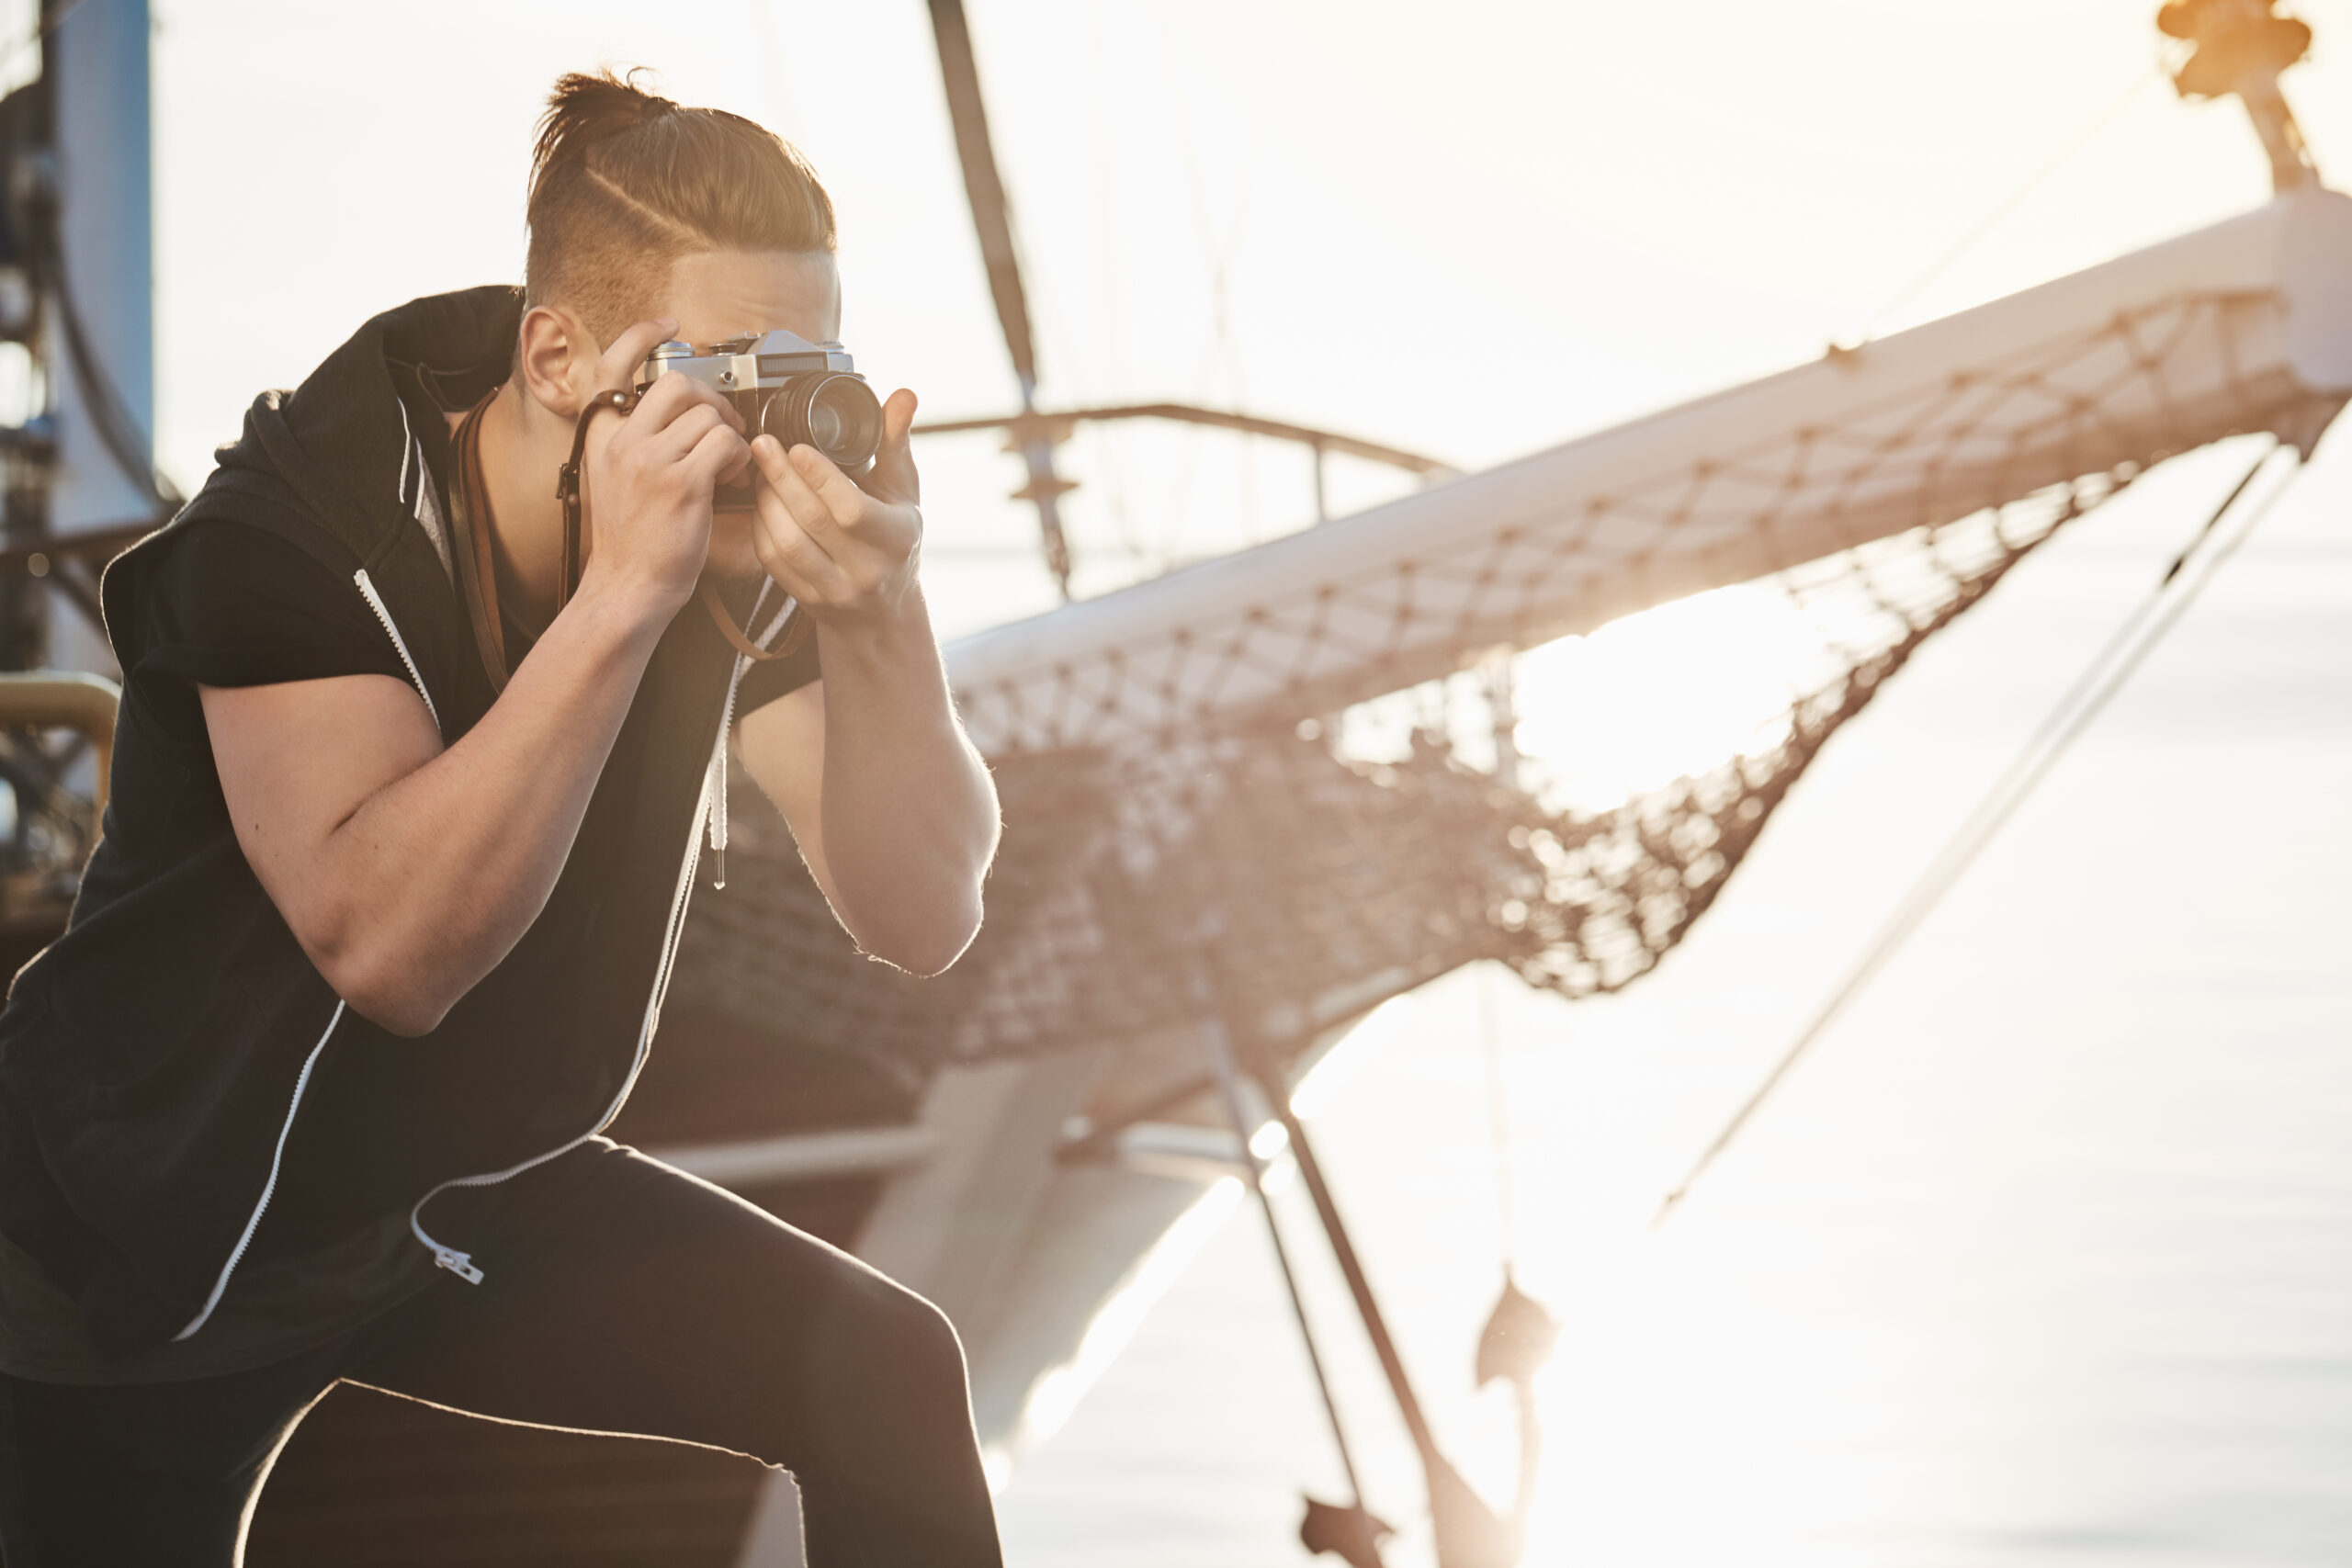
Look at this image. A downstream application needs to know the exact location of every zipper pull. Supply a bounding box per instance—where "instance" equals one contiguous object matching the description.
[711,846,726,891]
[433,1247,485,1285]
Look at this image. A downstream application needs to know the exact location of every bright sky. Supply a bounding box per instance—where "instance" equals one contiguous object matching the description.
[144,0,2352,645]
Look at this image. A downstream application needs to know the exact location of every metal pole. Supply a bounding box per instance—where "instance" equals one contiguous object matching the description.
[1237,1025,1520,1568]
[46,0,157,538]
[1249,1061,1442,1469]
[1191,986,1384,1562]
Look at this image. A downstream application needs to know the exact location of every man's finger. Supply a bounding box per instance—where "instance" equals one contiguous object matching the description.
[754,437,845,547]
[650,401,729,462]
[683,422,752,487]
[881,387,918,450]
[786,444,872,527]
[717,434,754,488]
[863,388,922,505]
[594,318,680,396]
[634,371,746,436]
[752,492,853,601]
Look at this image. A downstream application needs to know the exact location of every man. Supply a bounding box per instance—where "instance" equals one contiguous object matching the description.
[0,71,1004,1565]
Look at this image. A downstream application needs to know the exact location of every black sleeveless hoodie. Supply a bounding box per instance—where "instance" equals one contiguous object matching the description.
[0,288,768,1357]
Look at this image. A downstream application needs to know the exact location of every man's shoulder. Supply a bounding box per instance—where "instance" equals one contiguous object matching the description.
[105,477,362,631]
[107,516,408,695]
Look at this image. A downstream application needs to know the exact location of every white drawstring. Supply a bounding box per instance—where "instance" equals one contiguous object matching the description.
[706,588,797,889]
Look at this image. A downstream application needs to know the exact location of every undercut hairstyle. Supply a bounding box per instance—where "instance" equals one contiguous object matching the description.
[524,69,837,348]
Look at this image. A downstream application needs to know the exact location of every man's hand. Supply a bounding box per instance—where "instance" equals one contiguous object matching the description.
[745,387,922,623]
[579,317,752,613]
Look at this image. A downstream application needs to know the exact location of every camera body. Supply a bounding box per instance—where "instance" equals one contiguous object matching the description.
[636,329,884,506]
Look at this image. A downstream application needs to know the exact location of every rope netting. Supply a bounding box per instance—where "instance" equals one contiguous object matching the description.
[668,288,2342,1076]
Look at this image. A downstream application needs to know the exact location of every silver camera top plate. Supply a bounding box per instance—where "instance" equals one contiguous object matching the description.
[639,329,857,394]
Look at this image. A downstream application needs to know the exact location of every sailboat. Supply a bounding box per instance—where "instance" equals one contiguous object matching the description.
[0,2,2343,1564]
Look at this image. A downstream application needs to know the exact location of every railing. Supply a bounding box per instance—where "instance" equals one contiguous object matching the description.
[0,670,119,820]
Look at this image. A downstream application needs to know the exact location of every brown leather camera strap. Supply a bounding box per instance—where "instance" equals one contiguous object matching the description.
[556,389,805,662]
[698,579,809,660]
[447,388,514,694]
[554,389,635,615]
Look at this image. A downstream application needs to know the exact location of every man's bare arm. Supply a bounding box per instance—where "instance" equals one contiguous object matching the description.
[204,582,672,1034]
[200,318,745,1035]
[737,613,1000,977]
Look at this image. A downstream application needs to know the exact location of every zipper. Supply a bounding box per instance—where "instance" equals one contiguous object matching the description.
[396,397,414,511]
[175,1002,346,1340]
[354,569,441,734]
[705,672,736,890]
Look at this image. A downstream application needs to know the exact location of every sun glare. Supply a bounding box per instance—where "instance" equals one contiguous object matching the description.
[1328,581,1839,816]
[1511,584,1834,813]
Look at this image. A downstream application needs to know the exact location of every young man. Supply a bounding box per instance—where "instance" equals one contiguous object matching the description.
[0,72,1004,1564]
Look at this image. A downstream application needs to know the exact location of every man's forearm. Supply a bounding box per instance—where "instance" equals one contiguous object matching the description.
[304,573,673,1031]
[811,589,999,975]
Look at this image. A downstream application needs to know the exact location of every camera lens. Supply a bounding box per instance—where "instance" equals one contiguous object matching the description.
[763,374,883,468]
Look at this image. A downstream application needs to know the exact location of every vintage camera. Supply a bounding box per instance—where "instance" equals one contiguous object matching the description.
[637,330,883,505]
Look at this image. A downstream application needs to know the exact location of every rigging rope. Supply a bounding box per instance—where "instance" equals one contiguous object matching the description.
[1651,438,2301,1224]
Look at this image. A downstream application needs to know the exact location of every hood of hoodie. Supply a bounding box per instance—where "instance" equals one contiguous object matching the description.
[0,287,751,1357]
[107,284,526,735]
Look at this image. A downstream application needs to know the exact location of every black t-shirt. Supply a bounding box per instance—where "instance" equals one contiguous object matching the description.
[0,511,819,1384]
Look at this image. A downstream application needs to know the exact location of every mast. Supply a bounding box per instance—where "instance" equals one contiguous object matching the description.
[919,0,1450,599]
[924,0,1077,598]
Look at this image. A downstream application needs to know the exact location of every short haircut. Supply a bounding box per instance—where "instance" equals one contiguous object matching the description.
[524,69,837,348]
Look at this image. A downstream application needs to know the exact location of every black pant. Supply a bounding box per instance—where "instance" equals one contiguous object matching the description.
[0,1143,1003,1566]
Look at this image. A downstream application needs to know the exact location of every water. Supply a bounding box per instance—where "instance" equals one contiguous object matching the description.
[993,432,2352,1565]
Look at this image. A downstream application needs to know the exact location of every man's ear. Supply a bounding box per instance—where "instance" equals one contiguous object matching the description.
[514,304,600,418]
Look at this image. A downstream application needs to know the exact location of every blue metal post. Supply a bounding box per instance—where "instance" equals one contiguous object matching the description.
[46,0,153,674]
